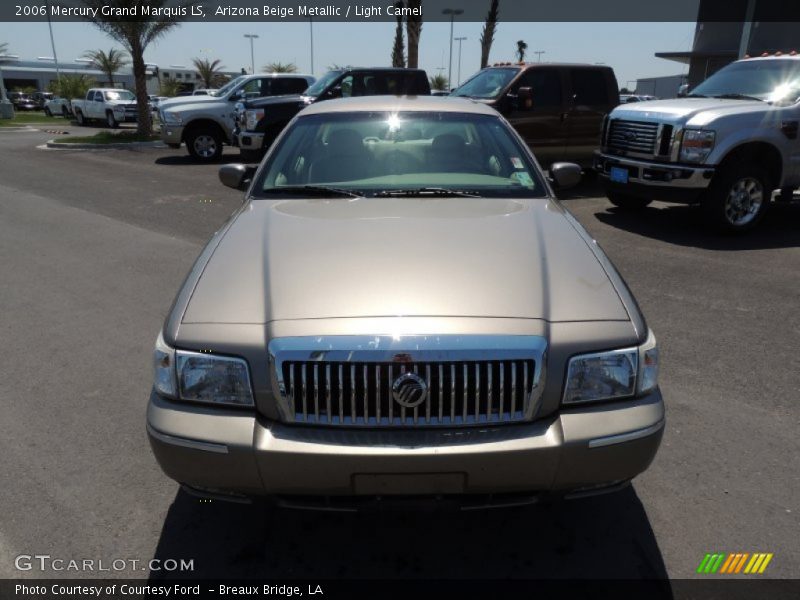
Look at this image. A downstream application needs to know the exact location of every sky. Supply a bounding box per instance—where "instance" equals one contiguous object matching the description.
[2,21,696,88]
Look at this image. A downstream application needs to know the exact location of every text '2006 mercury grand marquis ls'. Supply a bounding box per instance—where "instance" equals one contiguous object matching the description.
[147,96,663,509]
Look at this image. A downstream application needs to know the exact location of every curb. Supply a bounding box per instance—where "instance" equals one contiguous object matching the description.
[46,139,167,150]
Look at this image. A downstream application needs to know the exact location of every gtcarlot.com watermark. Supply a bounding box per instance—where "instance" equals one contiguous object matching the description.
[15,554,194,572]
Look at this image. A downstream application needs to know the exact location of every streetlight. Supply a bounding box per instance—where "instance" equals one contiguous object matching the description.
[243,34,259,74]
[306,16,314,75]
[454,36,466,86]
[533,50,545,63]
[442,8,463,90]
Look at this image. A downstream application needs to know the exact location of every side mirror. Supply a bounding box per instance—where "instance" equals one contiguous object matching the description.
[229,90,243,101]
[549,162,582,190]
[517,87,534,109]
[219,164,256,191]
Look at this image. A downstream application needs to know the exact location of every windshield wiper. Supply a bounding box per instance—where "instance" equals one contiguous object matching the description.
[374,187,480,198]
[260,185,363,198]
[712,93,763,101]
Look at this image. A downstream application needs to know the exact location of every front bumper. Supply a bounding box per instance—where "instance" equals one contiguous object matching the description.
[147,389,664,501]
[595,152,714,202]
[233,128,264,151]
[160,124,185,145]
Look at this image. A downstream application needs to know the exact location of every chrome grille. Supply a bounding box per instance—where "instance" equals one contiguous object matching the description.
[269,336,546,428]
[607,119,659,156]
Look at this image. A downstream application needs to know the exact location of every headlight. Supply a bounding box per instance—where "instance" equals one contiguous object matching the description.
[245,108,265,131]
[153,331,177,398]
[176,351,254,407]
[563,330,659,405]
[161,110,182,125]
[152,332,254,407]
[679,129,715,163]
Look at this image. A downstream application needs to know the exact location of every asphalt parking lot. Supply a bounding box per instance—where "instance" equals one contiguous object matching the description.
[0,124,798,581]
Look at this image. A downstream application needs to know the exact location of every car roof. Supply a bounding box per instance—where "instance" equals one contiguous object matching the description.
[299,95,499,116]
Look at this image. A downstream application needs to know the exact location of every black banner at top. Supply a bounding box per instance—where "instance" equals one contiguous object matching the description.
[3,0,800,23]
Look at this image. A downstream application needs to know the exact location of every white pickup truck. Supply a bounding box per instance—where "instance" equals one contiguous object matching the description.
[71,88,138,128]
[595,55,800,233]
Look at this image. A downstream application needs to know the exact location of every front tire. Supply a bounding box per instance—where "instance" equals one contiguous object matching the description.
[702,164,770,233]
[106,111,118,129]
[607,191,652,210]
[75,110,86,126]
[186,126,223,162]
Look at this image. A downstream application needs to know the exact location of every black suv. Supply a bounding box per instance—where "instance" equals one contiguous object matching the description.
[234,67,431,161]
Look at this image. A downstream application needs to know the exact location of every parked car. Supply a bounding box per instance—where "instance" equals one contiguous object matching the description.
[620,94,657,103]
[43,95,71,117]
[595,54,800,233]
[159,73,315,162]
[451,63,620,167]
[8,92,37,111]
[71,88,137,128]
[147,96,664,507]
[148,95,168,114]
[31,91,53,109]
[193,88,216,96]
[233,67,432,162]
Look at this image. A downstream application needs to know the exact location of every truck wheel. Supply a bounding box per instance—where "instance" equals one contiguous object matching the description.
[607,192,652,210]
[44,107,52,117]
[186,127,223,162]
[106,111,119,129]
[702,164,770,233]
[75,110,86,126]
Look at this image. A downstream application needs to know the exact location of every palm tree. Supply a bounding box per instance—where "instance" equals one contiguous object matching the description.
[516,40,528,63]
[480,0,499,69]
[82,48,129,86]
[391,2,405,67]
[81,0,185,136]
[192,57,225,89]
[429,74,448,91]
[0,42,7,55]
[0,42,10,105]
[158,77,183,97]
[263,61,297,73]
[49,73,96,99]
[406,0,423,69]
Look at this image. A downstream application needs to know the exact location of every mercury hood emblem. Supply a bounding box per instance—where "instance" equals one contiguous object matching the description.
[392,372,428,408]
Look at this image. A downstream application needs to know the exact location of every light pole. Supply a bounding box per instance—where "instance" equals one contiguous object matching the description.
[442,8,463,90]
[454,36,466,86]
[533,50,545,63]
[243,34,258,74]
[306,16,314,75]
[45,0,61,85]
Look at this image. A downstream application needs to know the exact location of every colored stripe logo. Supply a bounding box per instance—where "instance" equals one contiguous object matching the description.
[697,552,773,574]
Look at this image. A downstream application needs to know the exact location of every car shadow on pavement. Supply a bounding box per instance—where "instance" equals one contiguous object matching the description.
[155,154,250,167]
[148,486,671,584]
[593,202,800,250]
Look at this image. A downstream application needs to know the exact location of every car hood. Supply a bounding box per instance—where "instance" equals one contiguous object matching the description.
[181,197,630,324]
[611,97,770,127]
[158,95,220,110]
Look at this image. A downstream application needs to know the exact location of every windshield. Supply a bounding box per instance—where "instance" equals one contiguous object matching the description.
[451,68,520,99]
[303,70,343,98]
[104,90,135,101]
[214,76,246,97]
[690,59,800,103]
[252,111,546,198]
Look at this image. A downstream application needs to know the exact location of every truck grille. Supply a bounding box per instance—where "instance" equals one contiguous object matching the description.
[606,119,659,156]
[269,336,546,428]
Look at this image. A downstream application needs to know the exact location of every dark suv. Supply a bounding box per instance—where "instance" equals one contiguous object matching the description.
[234,67,431,161]
[452,63,620,167]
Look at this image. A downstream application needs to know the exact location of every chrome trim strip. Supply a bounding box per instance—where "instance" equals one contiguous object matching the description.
[588,419,665,449]
[146,423,229,454]
[269,335,547,428]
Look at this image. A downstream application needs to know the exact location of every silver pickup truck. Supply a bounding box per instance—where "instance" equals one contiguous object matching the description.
[595,55,800,233]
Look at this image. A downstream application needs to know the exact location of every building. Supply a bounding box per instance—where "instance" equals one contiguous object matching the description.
[0,58,240,95]
[634,74,689,99]
[656,0,800,88]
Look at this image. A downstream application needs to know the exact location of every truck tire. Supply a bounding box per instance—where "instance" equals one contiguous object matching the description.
[186,126,223,162]
[106,111,119,129]
[607,191,652,210]
[75,109,86,126]
[702,164,770,233]
[44,107,52,117]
